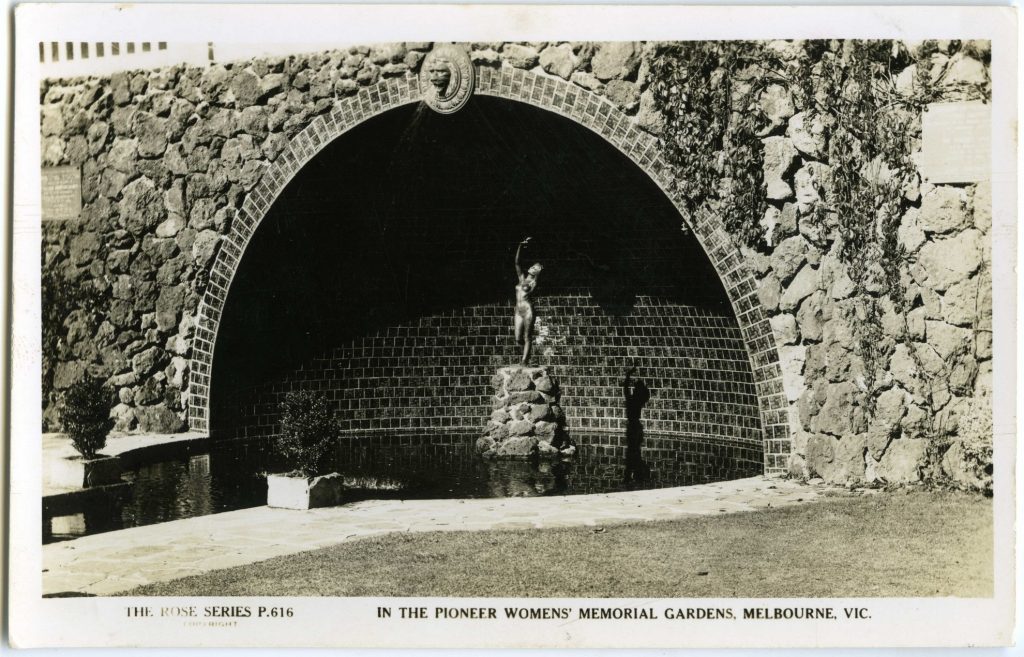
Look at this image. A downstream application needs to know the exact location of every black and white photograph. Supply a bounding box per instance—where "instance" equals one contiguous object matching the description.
[8,3,1017,649]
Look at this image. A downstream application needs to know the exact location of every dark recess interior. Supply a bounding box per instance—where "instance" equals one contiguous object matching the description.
[211,96,759,443]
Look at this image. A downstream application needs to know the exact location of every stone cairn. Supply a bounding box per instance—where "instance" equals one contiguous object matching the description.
[477,366,574,459]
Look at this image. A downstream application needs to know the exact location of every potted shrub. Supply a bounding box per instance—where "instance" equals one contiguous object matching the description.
[266,390,344,510]
[48,377,121,489]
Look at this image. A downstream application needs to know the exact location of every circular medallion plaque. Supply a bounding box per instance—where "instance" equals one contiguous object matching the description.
[419,44,474,114]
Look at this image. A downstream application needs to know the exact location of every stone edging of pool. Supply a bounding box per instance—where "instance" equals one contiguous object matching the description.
[42,433,210,536]
[42,476,838,596]
[43,432,208,496]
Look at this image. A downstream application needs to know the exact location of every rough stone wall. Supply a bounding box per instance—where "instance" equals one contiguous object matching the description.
[733,41,993,488]
[40,40,993,487]
[40,41,667,435]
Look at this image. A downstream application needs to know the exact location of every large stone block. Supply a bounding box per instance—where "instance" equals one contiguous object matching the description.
[898,208,927,254]
[495,435,538,459]
[941,439,992,492]
[134,377,164,406]
[779,264,818,311]
[539,43,579,80]
[866,438,927,484]
[605,80,639,111]
[636,88,665,135]
[118,177,166,236]
[871,387,908,438]
[508,390,543,404]
[135,402,185,433]
[770,235,809,284]
[794,162,832,211]
[787,111,827,158]
[806,433,866,484]
[759,84,795,132]
[795,291,824,342]
[941,278,984,327]
[918,186,969,235]
[756,274,782,313]
[134,112,168,158]
[191,229,221,267]
[534,375,557,395]
[528,403,553,422]
[507,369,535,392]
[786,453,809,479]
[503,44,539,69]
[509,419,534,436]
[69,231,101,265]
[155,285,186,332]
[762,137,797,201]
[770,313,799,346]
[810,381,859,437]
[591,42,640,81]
[934,395,973,436]
[534,420,558,439]
[485,422,509,442]
[107,137,138,174]
[914,229,983,292]
[925,320,973,361]
[470,49,500,67]
[110,402,137,432]
[229,70,262,106]
[778,345,806,403]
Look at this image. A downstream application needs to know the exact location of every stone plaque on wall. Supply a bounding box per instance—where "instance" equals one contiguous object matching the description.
[41,165,82,221]
[919,101,991,184]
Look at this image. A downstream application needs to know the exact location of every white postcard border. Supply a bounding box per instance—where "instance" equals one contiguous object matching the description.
[9,3,1018,649]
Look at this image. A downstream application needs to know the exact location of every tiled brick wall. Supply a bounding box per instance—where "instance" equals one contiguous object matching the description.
[215,296,761,445]
[189,66,790,473]
[209,96,763,453]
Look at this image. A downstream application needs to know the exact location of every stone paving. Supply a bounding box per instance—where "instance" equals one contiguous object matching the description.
[43,476,831,596]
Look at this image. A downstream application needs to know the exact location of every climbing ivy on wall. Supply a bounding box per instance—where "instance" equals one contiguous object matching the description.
[650,40,993,483]
[800,40,990,423]
[42,241,110,427]
[647,41,784,249]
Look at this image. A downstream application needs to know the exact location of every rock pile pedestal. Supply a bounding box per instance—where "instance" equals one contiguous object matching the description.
[477,366,574,459]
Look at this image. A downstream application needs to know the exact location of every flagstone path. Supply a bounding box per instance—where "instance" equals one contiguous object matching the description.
[43,476,834,596]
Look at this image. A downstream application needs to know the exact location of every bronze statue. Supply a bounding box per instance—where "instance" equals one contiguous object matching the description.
[514,237,543,365]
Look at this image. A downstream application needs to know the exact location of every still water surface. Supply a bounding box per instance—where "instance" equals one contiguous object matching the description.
[44,432,760,543]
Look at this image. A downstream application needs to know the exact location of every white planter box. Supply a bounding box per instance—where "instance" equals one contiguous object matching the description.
[267,472,346,510]
[45,454,122,490]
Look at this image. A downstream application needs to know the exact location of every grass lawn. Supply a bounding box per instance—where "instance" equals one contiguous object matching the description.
[125,489,992,598]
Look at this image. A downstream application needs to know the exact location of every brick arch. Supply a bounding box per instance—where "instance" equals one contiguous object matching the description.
[189,66,791,474]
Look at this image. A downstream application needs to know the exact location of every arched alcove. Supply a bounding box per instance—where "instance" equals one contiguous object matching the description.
[190,66,791,473]
[210,96,762,463]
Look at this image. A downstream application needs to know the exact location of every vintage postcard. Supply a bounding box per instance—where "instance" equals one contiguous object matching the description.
[8,3,1018,649]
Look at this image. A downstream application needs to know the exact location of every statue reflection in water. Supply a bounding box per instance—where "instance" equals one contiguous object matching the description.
[622,365,651,487]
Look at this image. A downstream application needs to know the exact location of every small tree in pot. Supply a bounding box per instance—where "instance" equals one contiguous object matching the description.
[50,376,121,488]
[267,390,343,509]
[61,377,114,459]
